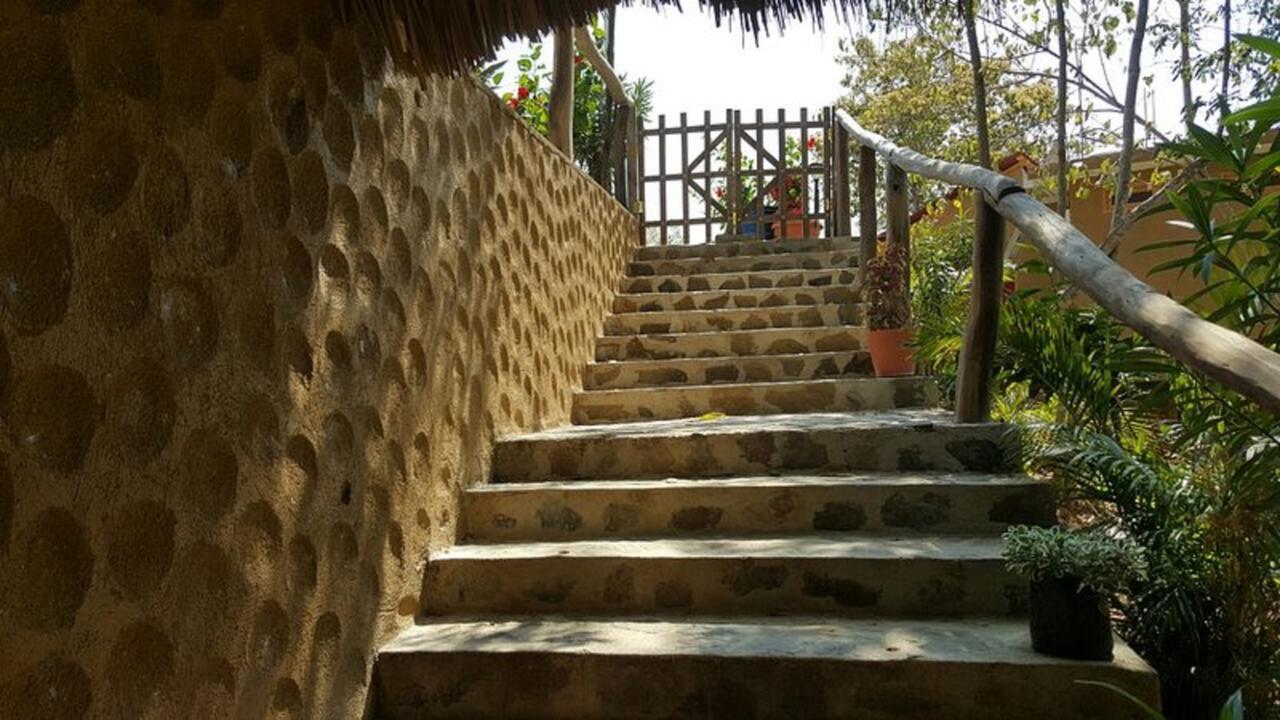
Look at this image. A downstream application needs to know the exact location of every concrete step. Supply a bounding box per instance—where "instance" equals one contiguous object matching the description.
[572,377,938,424]
[595,326,867,361]
[583,351,874,390]
[492,410,1014,482]
[603,304,863,336]
[462,472,1056,542]
[622,267,857,295]
[629,249,857,277]
[613,283,860,313]
[634,235,859,261]
[375,616,1160,720]
[421,535,1018,617]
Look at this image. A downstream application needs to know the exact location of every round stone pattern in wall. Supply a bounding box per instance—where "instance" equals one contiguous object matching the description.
[0,19,78,152]
[6,507,94,631]
[0,196,73,335]
[6,364,98,473]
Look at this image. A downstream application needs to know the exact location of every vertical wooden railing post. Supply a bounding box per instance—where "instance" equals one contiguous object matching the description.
[637,116,647,244]
[885,162,910,296]
[626,109,640,214]
[727,109,740,236]
[613,103,630,206]
[858,146,878,268]
[832,121,852,237]
[956,196,1005,422]
[548,26,574,157]
[657,115,668,245]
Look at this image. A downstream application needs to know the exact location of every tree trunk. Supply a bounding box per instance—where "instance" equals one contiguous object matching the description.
[959,0,992,169]
[1108,0,1150,235]
[1055,0,1069,218]
[1220,0,1232,121]
[548,25,575,158]
[1178,0,1195,129]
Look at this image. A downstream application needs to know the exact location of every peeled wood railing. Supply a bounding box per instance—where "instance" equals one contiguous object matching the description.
[834,109,1280,419]
[546,26,640,212]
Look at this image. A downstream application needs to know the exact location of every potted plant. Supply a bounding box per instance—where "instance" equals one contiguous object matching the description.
[769,136,823,239]
[714,181,766,237]
[864,245,915,376]
[1003,525,1148,661]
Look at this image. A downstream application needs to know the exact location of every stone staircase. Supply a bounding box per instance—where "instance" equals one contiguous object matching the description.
[374,237,1159,719]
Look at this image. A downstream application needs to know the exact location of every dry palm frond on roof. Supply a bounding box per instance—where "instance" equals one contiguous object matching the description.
[332,0,907,75]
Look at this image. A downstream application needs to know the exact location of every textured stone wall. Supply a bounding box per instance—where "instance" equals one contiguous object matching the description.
[0,1,636,717]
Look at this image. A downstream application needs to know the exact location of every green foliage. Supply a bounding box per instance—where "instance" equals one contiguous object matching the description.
[479,18,653,186]
[835,13,1055,201]
[1003,525,1148,596]
[914,274,1280,715]
[910,214,977,395]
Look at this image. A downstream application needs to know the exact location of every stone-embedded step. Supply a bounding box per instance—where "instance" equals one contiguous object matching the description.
[595,326,867,361]
[375,617,1160,720]
[583,351,874,390]
[603,304,863,337]
[629,249,857,278]
[461,473,1056,542]
[420,535,1017,617]
[622,267,857,295]
[634,235,859,261]
[492,410,1015,482]
[571,377,938,424]
[613,283,860,313]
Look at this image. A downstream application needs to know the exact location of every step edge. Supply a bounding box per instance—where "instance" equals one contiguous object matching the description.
[465,472,1042,494]
[574,375,932,399]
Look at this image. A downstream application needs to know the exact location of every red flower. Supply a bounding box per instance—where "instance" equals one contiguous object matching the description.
[807,136,817,150]
[517,86,530,99]
[575,54,584,64]
[507,97,519,109]
[714,186,725,199]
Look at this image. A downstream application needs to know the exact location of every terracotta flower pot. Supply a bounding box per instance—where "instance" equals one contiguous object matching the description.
[867,328,917,377]
[771,208,821,240]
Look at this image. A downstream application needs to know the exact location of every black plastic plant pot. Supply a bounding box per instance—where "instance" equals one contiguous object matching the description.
[1028,576,1114,661]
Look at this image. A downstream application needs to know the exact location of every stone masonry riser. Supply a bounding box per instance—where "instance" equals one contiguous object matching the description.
[461,477,1056,542]
[622,268,857,295]
[491,418,1013,482]
[374,622,1159,720]
[634,236,859,261]
[603,304,863,336]
[421,553,1020,617]
[571,377,938,424]
[582,352,874,390]
[628,249,858,277]
[594,326,867,361]
[613,284,860,313]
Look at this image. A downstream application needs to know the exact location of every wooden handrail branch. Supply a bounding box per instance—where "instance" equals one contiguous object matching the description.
[834,108,1280,417]
[572,27,640,212]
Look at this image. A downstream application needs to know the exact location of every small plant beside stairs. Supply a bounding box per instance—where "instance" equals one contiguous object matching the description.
[865,244,916,377]
[1004,525,1148,661]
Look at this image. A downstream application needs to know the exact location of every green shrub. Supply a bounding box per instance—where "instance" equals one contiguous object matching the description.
[1003,525,1148,596]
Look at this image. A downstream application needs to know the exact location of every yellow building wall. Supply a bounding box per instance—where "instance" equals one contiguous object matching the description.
[0,2,637,717]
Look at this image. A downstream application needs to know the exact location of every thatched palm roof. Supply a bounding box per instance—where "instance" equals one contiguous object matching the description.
[335,0,896,74]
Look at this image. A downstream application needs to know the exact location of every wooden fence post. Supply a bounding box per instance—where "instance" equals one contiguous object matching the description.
[858,146,878,268]
[548,26,574,157]
[955,195,1005,422]
[831,121,851,237]
[885,162,910,295]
